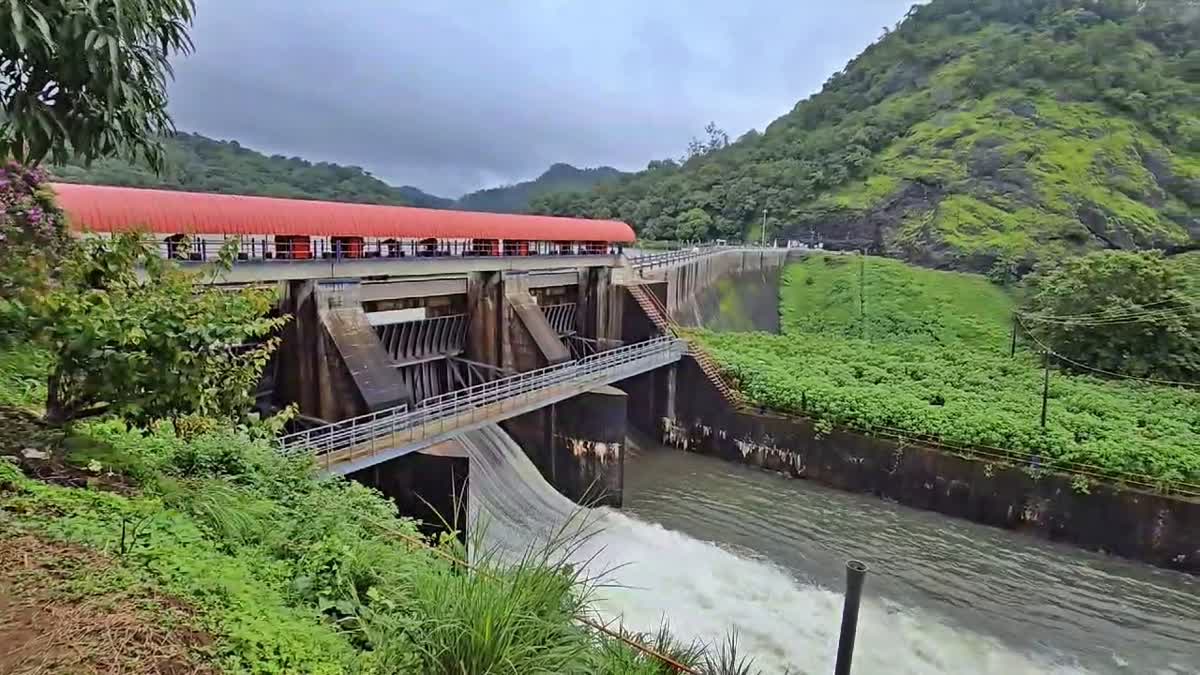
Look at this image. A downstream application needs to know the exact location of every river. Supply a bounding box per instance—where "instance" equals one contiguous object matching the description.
[463,426,1199,675]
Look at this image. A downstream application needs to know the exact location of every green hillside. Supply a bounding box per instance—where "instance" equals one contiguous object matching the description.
[457,163,624,213]
[51,132,454,207]
[533,0,1200,272]
[780,254,1014,347]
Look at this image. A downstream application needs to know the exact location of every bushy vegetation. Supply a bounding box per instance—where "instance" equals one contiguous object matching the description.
[532,0,1200,271]
[694,255,1200,490]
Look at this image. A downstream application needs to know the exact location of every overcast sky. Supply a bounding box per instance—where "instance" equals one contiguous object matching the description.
[167,1,916,197]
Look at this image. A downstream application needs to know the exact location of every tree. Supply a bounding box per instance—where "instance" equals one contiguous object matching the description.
[1021,250,1200,381]
[0,0,195,169]
[11,232,287,425]
[677,207,713,241]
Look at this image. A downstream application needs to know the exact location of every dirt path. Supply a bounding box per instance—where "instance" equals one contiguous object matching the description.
[0,533,215,675]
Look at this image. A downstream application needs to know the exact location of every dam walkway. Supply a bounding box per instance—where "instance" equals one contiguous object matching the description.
[278,336,686,475]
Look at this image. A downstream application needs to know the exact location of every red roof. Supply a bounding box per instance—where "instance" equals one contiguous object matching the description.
[50,183,635,242]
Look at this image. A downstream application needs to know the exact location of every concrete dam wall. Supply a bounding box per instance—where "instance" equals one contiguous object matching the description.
[645,248,794,333]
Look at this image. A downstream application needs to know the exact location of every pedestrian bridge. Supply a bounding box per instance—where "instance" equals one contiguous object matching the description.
[278,336,686,475]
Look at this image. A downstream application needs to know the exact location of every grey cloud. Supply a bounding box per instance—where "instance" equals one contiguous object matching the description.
[168,0,916,196]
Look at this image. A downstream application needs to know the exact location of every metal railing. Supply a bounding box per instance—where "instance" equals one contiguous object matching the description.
[278,336,685,464]
[628,244,786,272]
[630,246,722,270]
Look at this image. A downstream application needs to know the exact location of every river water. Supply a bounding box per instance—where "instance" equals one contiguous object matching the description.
[463,426,1199,675]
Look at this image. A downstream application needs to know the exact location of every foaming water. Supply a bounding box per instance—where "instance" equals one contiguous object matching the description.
[461,426,1199,674]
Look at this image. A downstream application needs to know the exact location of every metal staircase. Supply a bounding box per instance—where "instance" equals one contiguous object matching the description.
[625,282,743,405]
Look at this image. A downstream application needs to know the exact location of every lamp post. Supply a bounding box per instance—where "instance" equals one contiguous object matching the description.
[761,208,767,247]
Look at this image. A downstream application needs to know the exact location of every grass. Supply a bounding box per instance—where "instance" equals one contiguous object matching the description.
[0,342,766,674]
[695,255,1200,491]
[780,254,1015,347]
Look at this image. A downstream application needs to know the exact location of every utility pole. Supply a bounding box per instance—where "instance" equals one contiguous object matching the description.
[1040,350,1051,428]
[1010,313,1019,357]
[859,250,867,338]
[761,209,767,248]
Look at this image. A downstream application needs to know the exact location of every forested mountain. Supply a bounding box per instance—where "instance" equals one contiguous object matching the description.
[51,133,617,213]
[532,0,1200,273]
[51,132,454,207]
[457,163,625,213]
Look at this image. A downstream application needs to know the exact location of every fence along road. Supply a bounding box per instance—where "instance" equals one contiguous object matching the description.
[279,336,686,475]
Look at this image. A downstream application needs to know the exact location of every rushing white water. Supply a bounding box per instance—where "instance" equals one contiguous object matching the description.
[457,425,1200,675]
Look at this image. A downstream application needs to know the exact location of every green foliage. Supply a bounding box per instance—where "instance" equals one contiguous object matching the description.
[52,131,455,207]
[0,341,48,408]
[12,233,287,424]
[0,0,195,169]
[461,163,625,213]
[0,162,74,337]
[695,256,1200,489]
[1022,250,1200,380]
[531,0,1200,270]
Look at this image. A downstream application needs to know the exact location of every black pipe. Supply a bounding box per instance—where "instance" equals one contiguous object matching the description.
[834,559,868,675]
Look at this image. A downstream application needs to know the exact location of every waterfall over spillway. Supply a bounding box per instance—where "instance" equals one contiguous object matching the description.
[456,425,1112,675]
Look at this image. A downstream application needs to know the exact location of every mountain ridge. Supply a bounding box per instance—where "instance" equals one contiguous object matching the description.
[530,0,1200,272]
[51,132,623,214]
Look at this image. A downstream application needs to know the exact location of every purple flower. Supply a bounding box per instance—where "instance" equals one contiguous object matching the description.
[26,206,43,225]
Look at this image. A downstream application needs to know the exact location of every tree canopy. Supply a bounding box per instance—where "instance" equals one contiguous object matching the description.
[0,0,195,169]
[1021,250,1200,381]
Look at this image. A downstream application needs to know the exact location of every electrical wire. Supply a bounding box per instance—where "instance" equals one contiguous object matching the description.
[1016,314,1200,389]
[1019,296,1182,320]
[1019,307,1200,326]
[1019,294,1200,324]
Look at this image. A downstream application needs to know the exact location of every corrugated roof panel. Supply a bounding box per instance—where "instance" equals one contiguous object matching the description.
[49,183,636,242]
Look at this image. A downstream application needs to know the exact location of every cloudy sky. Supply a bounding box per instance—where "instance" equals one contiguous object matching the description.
[168,1,917,197]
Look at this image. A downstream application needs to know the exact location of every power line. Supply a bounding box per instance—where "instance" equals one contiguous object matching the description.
[1016,315,1200,389]
[1019,296,1181,320]
[1019,305,1200,326]
[1019,294,1200,324]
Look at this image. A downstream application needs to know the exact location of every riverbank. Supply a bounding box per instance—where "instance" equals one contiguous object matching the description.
[621,446,1200,674]
[662,255,1200,572]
